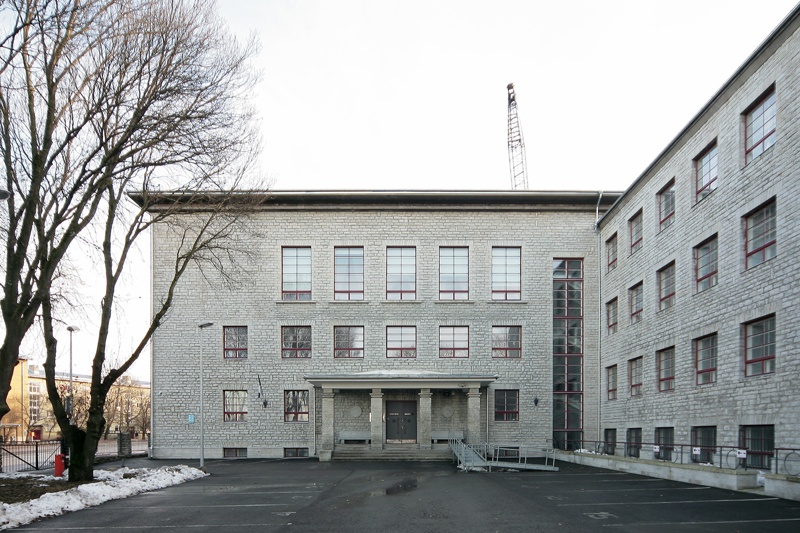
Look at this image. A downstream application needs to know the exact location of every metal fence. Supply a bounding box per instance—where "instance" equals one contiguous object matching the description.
[1,436,149,474]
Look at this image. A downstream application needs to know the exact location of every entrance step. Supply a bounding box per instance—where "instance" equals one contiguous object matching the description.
[333,444,452,462]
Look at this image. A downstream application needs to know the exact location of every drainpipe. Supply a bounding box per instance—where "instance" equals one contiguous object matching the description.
[595,191,603,444]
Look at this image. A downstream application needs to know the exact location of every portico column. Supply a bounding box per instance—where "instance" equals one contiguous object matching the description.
[370,388,383,450]
[418,388,432,449]
[467,387,481,444]
[319,388,335,462]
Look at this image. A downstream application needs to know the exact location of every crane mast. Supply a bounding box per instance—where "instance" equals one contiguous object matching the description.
[507,83,529,190]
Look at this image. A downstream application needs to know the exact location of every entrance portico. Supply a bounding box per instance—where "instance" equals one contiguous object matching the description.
[305,370,497,461]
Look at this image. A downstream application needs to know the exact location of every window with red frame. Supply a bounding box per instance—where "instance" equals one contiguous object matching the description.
[629,357,642,397]
[439,326,469,358]
[695,334,717,385]
[334,247,364,300]
[334,326,364,358]
[607,365,617,400]
[606,298,618,334]
[223,390,247,422]
[281,326,311,358]
[745,200,776,269]
[695,143,718,202]
[629,211,643,254]
[282,247,312,300]
[491,247,521,300]
[492,326,521,358]
[606,234,618,272]
[739,425,774,469]
[386,247,416,300]
[657,347,675,392]
[694,235,718,292]
[658,262,675,311]
[494,389,519,421]
[223,326,248,359]
[745,89,776,164]
[439,247,469,300]
[386,326,416,358]
[284,390,309,422]
[745,315,775,377]
[658,180,675,231]
[629,283,643,324]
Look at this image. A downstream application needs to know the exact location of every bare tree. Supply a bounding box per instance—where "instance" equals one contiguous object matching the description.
[1,0,262,480]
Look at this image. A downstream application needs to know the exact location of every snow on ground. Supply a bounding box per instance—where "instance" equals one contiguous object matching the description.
[0,465,207,530]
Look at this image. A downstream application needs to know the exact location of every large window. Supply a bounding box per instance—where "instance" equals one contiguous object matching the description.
[694,236,718,292]
[386,247,415,300]
[740,425,774,469]
[606,234,618,272]
[386,326,416,358]
[695,143,718,202]
[629,210,643,254]
[334,326,364,358]
[745,200,776,269]
[626,428,642,458]
[492,326,521,358]
[281,326,312,358]
[282,247,311,300]
[657,347,675,392]
[223,326,248,359]
[284,390,309,422]
[606,298,618,334]
[629,357,642,397]
[745,89,776,164]
[334,247,364,300]
[223,390,247,422]
[658,180,675,231]
[695,334,717,385]
[654,427,674,461]
[607,365,617,400]
[691,426,717,464]
[658,262,676,311]
[494,389,519,421]
[629,283,643,324]
[439,247,469,300]
[745,315,775,377]
[491,247,521,300]
[439,326,469,358]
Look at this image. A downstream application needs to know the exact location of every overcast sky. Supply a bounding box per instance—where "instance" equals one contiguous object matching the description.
[217,0,799,192]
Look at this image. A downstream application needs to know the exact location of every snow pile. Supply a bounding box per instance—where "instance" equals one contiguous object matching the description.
[0,465,207,530]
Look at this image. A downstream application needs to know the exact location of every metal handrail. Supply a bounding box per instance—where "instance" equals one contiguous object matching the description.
[573,439,763,470]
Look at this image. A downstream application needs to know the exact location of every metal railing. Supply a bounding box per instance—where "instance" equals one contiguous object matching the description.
[773,448,800,476]
[1,440,60,473]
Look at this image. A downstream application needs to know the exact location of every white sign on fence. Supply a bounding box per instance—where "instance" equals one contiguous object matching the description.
[692,447,701,455]
[653,445,660,453]
[737,449,747,458]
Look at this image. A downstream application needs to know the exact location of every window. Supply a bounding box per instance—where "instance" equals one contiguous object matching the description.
[626,428,642,458]
[629,357,642,397]
[223,447,248,458]
[695,334,717,385]
[223,326,248,359]
[629,283,643,324]
[654,427,674,461]
[745,315,775,377]
[334,326,364,358]
[334,247,364,300]
[657,347,675,392]
[740,425,774,469]
[386,247,415,300]
[386,326,416,358]
[604,429,617,455]
[284,448,309,458]
[28,381,41,422]
[745,200,776,269]
[745,89,776,164]
[492,326,521,358]
[284,390,309,422]
[695,143,718,202]
[552,259,583,353]
[282,326,312,358]
[629,210,643,254]
[439,326,469,358]
[282,247,311,300]
[607,365,617,400]
[694,236,718,292]
[606,299,618,335]
[606,234,618,272]
[657,262,676,311]
[491,247,521,300]
[439,247,469,300]
[494,389,519,421]
[658,180,675,231]
[223,390,247,422]
[691,426,716,464]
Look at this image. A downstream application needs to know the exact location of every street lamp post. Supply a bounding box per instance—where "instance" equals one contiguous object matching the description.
[198,322,213,468]
[66,326,79,420]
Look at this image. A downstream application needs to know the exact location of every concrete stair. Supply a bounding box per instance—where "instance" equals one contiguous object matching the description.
[333,444,453,461]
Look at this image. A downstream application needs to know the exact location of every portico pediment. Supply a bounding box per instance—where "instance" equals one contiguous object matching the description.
[304,370,497,390]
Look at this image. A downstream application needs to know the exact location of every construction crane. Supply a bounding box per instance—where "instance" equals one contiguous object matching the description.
[507,83,529,190]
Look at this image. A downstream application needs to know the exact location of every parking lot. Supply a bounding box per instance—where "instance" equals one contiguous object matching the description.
[16,458,800,532]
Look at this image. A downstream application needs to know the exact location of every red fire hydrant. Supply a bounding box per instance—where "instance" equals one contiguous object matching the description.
[54,454,66,477]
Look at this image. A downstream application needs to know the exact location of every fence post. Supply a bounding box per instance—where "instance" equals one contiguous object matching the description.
[34,441,39,470]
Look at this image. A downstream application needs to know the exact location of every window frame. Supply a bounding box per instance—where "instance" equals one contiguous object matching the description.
[439,247,469,300]
[629,357,642,397]
[494,389,519,422]
[657,179,675,231]
[657,347,675,392]
[629,282,643,324]
[606,233,618,272]
[691,426,717,464]
[745,315,775,377]
[386,246,416,300]
[223,390,247,422]
[694,235,718,293]
[739,424,774,469]
[744,88,776,164]
[284,390,310,422]
[657,262,676,311]
[386,326,416,358]
[626,428,642,458]
[491,326,521,358]
[223,326,248,359]
[333,326,364,359]
[606,298,618,334]
[281,326,312,359]
[334,246,364,300]
[281,246,312,301]
[654,427,675,461]
[607,365,617,400]
[439,326,469,358]
[745,200,777,269]
[694,333,718,385]
[491,247,521,300]
[629,210,643,254]
[695,142,718,202]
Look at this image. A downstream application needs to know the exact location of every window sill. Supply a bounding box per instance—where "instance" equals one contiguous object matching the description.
[329,300,369,304]
[487,300,527,304]
[276,300,317,305]
[434,300,475,304]
[381,300,422,304]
